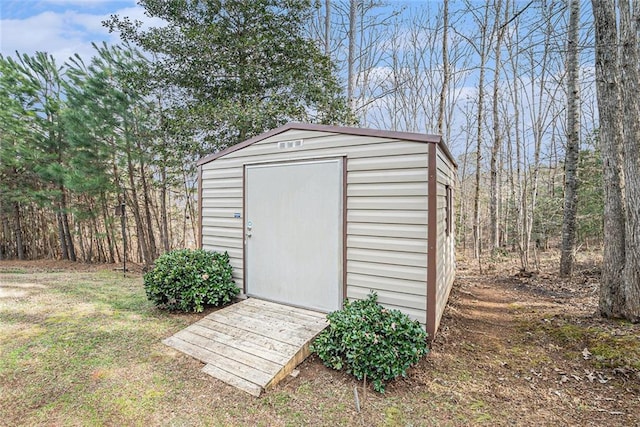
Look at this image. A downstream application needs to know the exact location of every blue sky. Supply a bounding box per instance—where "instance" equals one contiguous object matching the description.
[0,0,153,63]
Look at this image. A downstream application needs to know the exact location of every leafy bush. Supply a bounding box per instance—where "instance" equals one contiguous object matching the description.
[143,249,239,312]
[311,293,428,392]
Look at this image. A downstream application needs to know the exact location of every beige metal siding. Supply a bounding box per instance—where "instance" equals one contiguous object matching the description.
[201,129,430,324]
[433,144,457,333]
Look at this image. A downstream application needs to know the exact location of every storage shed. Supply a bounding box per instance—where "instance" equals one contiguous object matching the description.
[196,123,456,338]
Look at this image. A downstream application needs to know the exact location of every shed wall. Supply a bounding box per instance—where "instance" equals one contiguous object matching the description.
[434,143,457,332]
[201,129,430,324]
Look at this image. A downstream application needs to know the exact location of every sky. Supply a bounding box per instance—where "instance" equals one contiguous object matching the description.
[0,0,154,64]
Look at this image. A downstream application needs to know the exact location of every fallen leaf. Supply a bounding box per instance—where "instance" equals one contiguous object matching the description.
[582,348,592,360]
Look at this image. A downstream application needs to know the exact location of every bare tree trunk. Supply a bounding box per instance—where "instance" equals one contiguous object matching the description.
[125,143,151,266]
[13,202,24,260]
[100,194,116,263]
[437,0,449,135]
[489,0,505,252]
[507,26,526,268]
[60,188,76,262]
[472,2,491,260]
[592,0,626,317]
[560,0,581,277]
[324,0,331,57]
[619,0,640,321]
[160,167,170,253]
[138,155,158,261]
[347,0,357,110]
[57,210,68,260]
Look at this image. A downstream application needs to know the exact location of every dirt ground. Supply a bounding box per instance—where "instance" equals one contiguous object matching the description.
[1,252,639,426]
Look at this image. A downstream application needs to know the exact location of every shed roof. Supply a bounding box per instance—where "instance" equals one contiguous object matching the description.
[197,123,457,167]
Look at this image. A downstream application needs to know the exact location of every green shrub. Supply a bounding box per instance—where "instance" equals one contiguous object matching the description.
[143,249,239,312]
[311,293,428,392]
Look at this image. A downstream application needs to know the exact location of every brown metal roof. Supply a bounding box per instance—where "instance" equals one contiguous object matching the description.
[196,122,457,167]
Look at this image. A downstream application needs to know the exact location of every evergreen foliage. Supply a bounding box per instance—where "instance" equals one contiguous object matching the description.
[311,293,428,393]
[104,0,353,150]
[143,249,239,312]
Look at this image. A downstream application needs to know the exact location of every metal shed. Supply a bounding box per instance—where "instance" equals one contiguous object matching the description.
[196,123,457,338]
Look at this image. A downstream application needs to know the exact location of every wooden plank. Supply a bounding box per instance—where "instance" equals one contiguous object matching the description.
[223,301,327,330]
[173,329,282,375]
[202,364,262,397]
[243,298,327,321]
[163,336,273,386]
[225,306,325,336]
[197,317,298,355]
[205,310,319,346]
[186,323,290,365]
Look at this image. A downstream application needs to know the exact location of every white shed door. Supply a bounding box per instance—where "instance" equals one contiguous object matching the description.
[245,159,343,312]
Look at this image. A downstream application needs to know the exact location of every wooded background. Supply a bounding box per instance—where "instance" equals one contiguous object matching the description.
[0,0,624,283]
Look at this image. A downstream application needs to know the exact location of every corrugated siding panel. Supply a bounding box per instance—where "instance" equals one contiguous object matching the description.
[348,260,426,282]
[348,182,428,197]
[201,177,242,189]
[348,248,425,268]
[348,285,426,323]
[202,167,242,180]
[347,235,426,253]
[348,223,427,239]
[348,210,427,225]
[200,128,431,323]
[200,197,242,208]
[347,287,426,313]
[347,273,426,296]
[201,225,242,239]
[200,207,241,216]
[348,168,427,184]
[348,196,425,210]
[433,144,456,333]
[348,154,427,171]
[202,236,243,249]
[201,187,242,198]
[201,217,241,229]
[201,159,245,286]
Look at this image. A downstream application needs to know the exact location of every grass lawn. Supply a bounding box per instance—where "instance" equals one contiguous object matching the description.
[0,266,377,426]
[1,256,639,426]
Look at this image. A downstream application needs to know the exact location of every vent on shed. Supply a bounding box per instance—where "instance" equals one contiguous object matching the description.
[277,139,303,149]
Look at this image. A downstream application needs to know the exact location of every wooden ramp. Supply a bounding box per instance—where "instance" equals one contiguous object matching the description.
[163,298,328,396]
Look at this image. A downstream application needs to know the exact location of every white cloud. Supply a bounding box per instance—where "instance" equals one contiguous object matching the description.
[2,11,112,62]
[0,3,163,64]
[38,0,122,5]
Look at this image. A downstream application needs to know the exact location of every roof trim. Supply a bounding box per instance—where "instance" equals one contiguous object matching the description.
[196,122,456,167]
